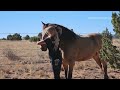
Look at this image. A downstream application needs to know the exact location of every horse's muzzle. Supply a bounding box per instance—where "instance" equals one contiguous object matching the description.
[40,44,47,51]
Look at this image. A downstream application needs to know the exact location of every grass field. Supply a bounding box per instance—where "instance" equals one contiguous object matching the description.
[0,39,120,79]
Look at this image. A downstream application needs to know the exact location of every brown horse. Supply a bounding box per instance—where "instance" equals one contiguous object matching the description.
[40,22,109,79]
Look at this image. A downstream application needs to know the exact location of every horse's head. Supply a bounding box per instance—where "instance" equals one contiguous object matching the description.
[41,22,62,38]
[40,21,62,51]
[39,22,48,51]
[39,36,47,51]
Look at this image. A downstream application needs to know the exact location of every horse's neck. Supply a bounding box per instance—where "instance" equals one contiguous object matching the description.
[58,28,78,50]
[59,39,76,51]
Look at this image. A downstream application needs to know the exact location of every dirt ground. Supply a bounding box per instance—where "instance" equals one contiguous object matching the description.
[0,39,120,79]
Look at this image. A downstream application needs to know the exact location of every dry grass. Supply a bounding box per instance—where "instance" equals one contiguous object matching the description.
[0,39,120,79]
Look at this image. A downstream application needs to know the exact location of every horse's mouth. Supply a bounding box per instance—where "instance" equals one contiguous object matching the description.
[40,44,47,51]
[41,47,47,51]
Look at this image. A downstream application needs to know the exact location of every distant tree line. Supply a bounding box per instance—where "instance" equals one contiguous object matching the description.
[7,33,22,40]
[0,32,42,42]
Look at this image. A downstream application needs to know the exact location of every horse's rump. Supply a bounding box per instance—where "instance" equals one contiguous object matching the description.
[88,33,102,50]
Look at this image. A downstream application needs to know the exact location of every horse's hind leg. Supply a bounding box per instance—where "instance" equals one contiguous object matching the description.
[93,53,103,72]
[101,60,109,79]
[93,52,109,79]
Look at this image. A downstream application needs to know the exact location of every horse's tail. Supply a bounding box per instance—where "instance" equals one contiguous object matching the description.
[89,34,102,50]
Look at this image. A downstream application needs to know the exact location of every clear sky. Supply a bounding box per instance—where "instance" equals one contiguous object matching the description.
[0,11,118,38]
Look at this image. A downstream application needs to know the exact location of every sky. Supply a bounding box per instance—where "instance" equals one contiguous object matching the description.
[0,11,118,38]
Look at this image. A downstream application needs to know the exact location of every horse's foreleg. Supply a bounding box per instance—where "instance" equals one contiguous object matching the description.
[68,62,75,79]
[63,62,68,79]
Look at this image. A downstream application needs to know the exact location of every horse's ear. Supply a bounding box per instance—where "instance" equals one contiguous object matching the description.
[41,21,46,26]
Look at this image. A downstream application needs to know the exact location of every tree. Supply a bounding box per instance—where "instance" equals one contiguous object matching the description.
[2,38,6,40]
[71,29,73,32]
[7,35,13,40]
[102,28,112,40]
[23,35,30,40]
[38,32,42,40]
[111,11,120,36]
[99,28,120,69]
[7,33,22,40]
[0,38,6,40]
[12,33,22,40]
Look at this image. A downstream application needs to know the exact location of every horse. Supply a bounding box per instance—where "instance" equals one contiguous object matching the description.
[40,22,109,79]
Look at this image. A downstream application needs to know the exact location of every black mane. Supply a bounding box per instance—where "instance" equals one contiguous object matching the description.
[47,23,78,41]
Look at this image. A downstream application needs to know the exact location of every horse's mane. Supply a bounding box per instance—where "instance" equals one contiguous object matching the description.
[47,23,78,41]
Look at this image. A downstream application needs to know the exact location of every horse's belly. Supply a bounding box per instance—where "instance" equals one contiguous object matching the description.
[76,49,96,61]
[62,43,97,62]
[77,56,93,61]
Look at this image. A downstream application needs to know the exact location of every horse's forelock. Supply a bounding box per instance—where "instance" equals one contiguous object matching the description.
[42,25,60,40]
[44,24,63,37]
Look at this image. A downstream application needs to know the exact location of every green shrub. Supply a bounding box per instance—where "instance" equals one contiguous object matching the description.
[29,36,40,42]
[100,28,120,69]
[23,35,30,40]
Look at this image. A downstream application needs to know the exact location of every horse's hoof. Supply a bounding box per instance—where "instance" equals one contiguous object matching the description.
[104,75,109,79]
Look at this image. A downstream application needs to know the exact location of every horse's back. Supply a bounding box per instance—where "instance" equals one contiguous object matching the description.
[79,33,102,48]
[71,33,102,61]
